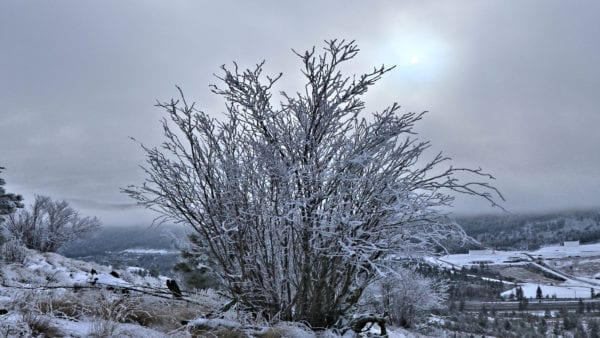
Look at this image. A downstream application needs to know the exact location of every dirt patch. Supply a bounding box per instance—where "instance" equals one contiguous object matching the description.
[492,266,560,284]
[548,256,600,277]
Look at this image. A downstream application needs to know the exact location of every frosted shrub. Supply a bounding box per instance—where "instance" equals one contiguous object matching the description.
[361,267,447,328]
[5,195,100,252]
[1,237,27,264]
[127,39,502,327]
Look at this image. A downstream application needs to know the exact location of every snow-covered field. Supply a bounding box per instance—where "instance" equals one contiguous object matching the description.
[120,248,178,255]
[436,250,528,267]
[501,283,593,299]
[531,243,600,259]
[432,242,600,300]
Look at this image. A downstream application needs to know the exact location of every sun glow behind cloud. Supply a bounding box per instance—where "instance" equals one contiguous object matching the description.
[376,32,452,85]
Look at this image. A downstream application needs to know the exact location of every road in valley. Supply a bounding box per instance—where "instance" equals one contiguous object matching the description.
[463,299,600,312]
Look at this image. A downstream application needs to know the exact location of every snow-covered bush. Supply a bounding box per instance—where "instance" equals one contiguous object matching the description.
[5,195,101,252]
[126,39,502,327]
[361,267,447,328]
[0,237,27,264]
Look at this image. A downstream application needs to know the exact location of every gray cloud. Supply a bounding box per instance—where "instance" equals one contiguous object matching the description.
[67,199,141,211]
[1,0,599,224]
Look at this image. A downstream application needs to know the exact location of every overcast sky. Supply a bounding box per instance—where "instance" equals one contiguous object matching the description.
[1,1,599,226]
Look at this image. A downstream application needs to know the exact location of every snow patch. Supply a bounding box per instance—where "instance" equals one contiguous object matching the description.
[120,248,177,255]
[502,283,593,299]
[188,317,242,329]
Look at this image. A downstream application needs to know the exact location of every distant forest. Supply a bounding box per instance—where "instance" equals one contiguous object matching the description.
[58,209,600,269]
[457,209,600,251]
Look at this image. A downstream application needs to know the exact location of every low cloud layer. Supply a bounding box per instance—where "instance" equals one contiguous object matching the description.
[1,1,599,224]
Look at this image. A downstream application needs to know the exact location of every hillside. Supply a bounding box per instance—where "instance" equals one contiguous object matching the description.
[457,209,600,251]
[433,242,600,299]
[0,245,231,336]
[0,246,417,337]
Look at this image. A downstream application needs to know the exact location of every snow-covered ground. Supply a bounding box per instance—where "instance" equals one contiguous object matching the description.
[0,247,224,337]
[530,242,600,259]
[0,248,167,290]
[501,283,593,299]
[433,242,600,300]
[437,242,600,271]
[120,248,178,255]
[0,247,416,337]
[436,250,528,267]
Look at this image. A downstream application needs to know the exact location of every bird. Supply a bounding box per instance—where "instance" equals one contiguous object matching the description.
[166,279,182,298]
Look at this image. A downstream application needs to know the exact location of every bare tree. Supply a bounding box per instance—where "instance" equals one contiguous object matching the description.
[6,195,101,252]
[125,40,502,328]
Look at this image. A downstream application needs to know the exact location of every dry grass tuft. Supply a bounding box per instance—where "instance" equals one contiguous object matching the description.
[88,318,119,337]
[253,328,284,338]
[21,311,62,337]
[38,295,84,319]
[187,326,247,338]
[0,238,27,264]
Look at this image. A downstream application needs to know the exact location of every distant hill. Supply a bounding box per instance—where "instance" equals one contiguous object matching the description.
[456,209,600,251]
[58,224,188,276]
[60,211,600,267]
[59,224,187,257]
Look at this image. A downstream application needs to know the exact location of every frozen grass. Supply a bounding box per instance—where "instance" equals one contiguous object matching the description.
[0,238,27,264]
[0,241,421,337]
